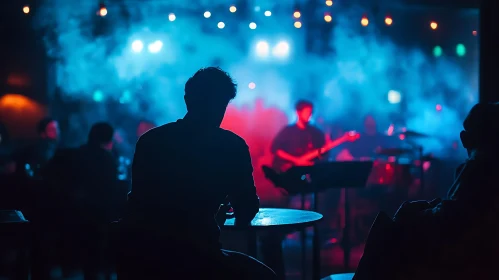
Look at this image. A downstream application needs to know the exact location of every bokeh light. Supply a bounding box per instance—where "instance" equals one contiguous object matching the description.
[249,22,257,29]
[99,7,107,17]
[217,22,225,29]
[229,6,237,13]
[168,13,176,22]
[472,30,477,36]
[433,46,443,57]
[255,41,270,57]
[131,40,144,53]
[293,11,301,19]
[324,14,332,22]
[204,11,211,18]
[436,104,442,111]
[148,41,163,53]
[387,90,401,104]
[23,5,30,14]
[361,17,369,26]
[272,41,290,59]
[430,21,438,30]
[385,16,393,26]
[264,11,271,17]
[326,0,333,6]
[248,82,256,89]
[294,21,302,28]
[456,44,466,57]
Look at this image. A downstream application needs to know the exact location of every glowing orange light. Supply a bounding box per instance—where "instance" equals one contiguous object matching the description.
[324,14,332,22]
[99,7,107,16]
[472,30,477,36]
[293,11,301,18]
[23,6,30,14]
[430,21,438,30]
[294,21,302,28]
[385,16,393,26]
[0,94,42,114]
[326,0,333,6]
[361,16,369,26]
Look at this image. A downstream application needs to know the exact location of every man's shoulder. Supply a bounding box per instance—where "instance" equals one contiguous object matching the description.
[137,122,177,143]
[218,128,248,148]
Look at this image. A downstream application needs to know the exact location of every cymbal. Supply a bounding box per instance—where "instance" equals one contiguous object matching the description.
[375,148,413,156]
[400,130,429,138]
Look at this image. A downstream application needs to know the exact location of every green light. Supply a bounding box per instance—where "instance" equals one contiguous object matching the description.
[93,90,104,102]
[433,46,443,57]
[456,44,466,57]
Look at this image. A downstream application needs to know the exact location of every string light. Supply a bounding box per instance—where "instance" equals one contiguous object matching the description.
[229,5,237,13]
[430,21,438,30]
[324,14,332,23]
[361,16,369,26]
[293,11,301,19]
[385,16,393,26]
[23,5,30,14]
[325,0,333,6]
[294,21,302,28]
[98,3,107,17]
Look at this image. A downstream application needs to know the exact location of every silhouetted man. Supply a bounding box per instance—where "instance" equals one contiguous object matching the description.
[42,122,118,280]
[119,67,276,279]
[355,103,499,280]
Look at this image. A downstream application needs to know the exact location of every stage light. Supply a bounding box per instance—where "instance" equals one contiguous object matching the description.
[430,21,438,30]
[385,16,393,25]
[148,40,163,53]
[99,7,107,16]
[204,11,211,18]
[294,21,302,28]
[248,82,256,89]
[168,13,176,21]
[93,90,104,102]
[23,5,30,14]
[472,30,477,36]
[456,44,466,57]
[217,22,225,29]
[255,41,270,57]
[433,46,443,57]
[264,11,271,17]
[131,40,144,53]
[387,90,401,104]
[324,14,332,22]
[361,16,369,26]
[272,41,290,58]
[249,22,257,29]
[326,0,333,6]
[293,11,301,19]
[230,6,237,13]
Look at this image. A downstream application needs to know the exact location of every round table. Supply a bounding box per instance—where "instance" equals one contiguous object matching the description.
[223,208,323,280]
[223,208,322,230]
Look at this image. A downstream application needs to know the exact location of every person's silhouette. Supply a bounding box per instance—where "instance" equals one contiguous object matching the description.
[118,67,276,279]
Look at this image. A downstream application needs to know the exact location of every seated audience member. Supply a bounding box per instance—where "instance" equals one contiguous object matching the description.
[355,103,499,280]
[42,122,118,280]
[118,67,276,280]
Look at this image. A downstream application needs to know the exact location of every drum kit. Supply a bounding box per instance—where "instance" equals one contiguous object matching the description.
[364,130,433,193]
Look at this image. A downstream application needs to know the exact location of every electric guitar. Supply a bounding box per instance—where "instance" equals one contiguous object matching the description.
[277,131,360,172]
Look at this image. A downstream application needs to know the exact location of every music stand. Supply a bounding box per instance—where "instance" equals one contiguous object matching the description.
[288,161,373,271]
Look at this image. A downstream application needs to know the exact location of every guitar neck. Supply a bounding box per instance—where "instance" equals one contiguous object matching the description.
[299,138,347,162]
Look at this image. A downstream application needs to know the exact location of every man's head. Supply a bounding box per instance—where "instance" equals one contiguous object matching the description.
[37,118,60,141]
[295,100,313,125]
[461,102,499,157]
[88,122,114,151]
[184,67,237,126]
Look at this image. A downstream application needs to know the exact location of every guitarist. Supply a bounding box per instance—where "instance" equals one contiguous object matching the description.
[270,100,327,172]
